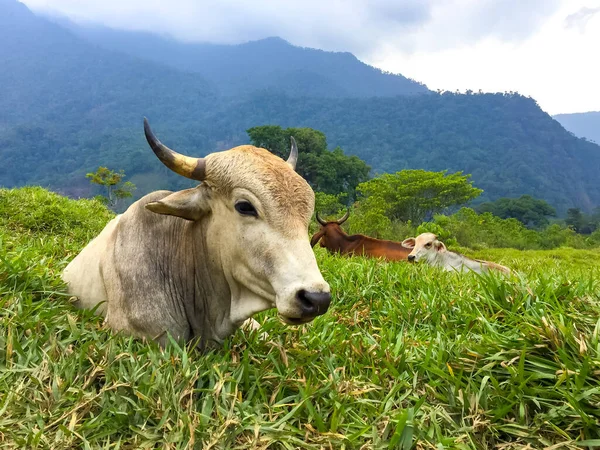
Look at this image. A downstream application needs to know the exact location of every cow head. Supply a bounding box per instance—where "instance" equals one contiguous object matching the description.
[402,232,447,263]
[310,210,350,249]
[143,119,330,326]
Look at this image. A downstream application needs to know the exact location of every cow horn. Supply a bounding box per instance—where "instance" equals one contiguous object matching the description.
[287,136,298,170]
[144,118,206,181]
[316,211,327,226]
[336,209,350,225]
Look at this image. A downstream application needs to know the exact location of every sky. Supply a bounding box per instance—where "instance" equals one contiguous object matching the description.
[20,0,600,115]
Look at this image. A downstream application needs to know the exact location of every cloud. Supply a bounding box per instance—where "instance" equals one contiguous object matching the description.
[21,0,561,56]
[370,1,600,114]
[565,6,600,32]
[21,0,430,54]
[393,0,562,54]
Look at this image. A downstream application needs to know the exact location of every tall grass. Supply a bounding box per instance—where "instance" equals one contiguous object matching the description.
[1,187,599,448]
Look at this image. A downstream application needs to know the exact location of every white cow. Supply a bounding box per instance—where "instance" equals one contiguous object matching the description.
[62,119,331,349]
[402,233,510,275]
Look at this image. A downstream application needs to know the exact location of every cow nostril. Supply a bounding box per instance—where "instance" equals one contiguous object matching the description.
[297,289,316,314]
[408,255,415,262]
[297,289,331,317]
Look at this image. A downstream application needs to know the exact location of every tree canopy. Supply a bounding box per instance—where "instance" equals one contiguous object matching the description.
[565,207,600,234]
[86,167,135,210]
[247,125,370,197]
[476,195,556,228]
[355,170,482,224]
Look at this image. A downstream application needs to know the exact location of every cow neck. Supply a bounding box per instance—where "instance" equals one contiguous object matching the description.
[453,252,485,272]
[430,249,448,267]
[198,215,275,338]
[327,226,351,251]
[186,219,236,346]
[437,250,471,271]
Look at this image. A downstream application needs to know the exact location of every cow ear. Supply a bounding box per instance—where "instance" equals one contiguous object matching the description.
[310,229,325,248]
[434,240,447,252]
[402,238,415,249]
[145,187,209,221]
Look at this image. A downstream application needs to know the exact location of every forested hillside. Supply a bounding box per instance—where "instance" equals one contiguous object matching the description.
[1,0,599,213]
[224,92,600,211]
[554,111,600,144]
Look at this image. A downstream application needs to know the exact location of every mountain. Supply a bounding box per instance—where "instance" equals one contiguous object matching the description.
[48,16,429,99]
[0,0,219,194]
[1,0,600,213]
[554,112,600,145]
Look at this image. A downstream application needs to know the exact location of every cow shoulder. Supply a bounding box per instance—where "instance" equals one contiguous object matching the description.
[63,214,123,314]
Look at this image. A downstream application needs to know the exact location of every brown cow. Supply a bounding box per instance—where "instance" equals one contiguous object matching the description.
[310,211,411,261]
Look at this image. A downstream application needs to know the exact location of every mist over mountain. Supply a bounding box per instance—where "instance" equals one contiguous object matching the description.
[1,0,599,213]
[554,111,600,145]
[48,14,429,99]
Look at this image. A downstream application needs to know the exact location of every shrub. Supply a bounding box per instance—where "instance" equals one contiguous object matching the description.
[346,199,392,239]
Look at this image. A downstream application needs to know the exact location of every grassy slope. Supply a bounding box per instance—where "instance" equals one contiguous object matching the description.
[1,187,599,449]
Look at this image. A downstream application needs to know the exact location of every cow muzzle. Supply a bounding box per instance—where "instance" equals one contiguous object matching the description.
[297,289,331,317]
[280,289,331,325]
[408,255,416,262]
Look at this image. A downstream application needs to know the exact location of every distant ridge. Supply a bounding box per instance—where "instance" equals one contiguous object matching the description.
[46,15,429,99]
[554,111,600,144]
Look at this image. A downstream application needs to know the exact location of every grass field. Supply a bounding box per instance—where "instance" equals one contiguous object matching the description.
[1,187,600,449]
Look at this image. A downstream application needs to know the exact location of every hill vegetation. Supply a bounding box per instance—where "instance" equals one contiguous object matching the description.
[234,92,600,213]
[2,186,600,448]
[475,195,557,229]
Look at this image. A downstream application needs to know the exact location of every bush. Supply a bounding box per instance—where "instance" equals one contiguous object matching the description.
[314,192,347,218]
[346,200,392,239]
[589,228,600,245]
[427,208,600,250]
[440,208,539,249]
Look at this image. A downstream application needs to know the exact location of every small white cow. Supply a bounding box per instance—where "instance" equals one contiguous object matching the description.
[402,233,510,275]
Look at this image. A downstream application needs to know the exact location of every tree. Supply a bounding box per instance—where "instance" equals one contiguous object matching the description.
[86,167,136,209]
[475,195,556,228]
[314,192,347,218]
[356,170,482,223]
[247,125,370,198]
[347,196,392,239]
[566,208,584,233]
[565,207,597,234]
[245,125,292,160]
[590,207,600,232]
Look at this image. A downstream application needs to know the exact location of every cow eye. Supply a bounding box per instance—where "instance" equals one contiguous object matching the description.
[425,242,432,248]
[235,201,258,217]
